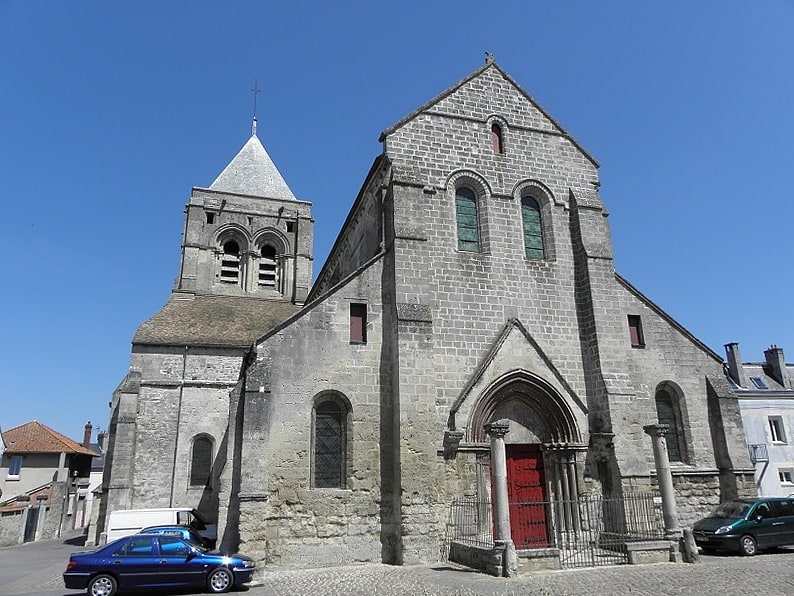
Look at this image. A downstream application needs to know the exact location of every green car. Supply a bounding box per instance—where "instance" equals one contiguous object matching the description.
[692,497,794,555]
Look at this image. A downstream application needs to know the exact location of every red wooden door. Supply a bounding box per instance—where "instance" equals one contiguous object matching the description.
[505,444,549,548]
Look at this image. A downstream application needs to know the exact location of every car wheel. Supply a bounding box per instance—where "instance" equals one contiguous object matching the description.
[87,574,117,596]
[207,567,233,593]
[739,534,758,556]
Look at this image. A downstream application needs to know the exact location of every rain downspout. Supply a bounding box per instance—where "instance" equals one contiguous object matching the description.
[169,345,188,506]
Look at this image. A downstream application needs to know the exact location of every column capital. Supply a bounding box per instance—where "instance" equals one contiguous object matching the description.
[485,419,510,438]
[643,423,670,438]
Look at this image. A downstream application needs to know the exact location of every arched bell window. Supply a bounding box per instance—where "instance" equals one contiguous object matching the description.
[220,240,241,284]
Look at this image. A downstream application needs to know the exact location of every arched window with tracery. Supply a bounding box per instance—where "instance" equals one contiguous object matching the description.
[456,186,480,252]
[220,240,241,284]
[190,436,213,487]
[521,195,545,259]
[313,395,350,488]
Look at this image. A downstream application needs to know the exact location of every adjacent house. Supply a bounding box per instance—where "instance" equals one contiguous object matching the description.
[100,58,756,570]
[725,343,794,496]
[0,421,99,545]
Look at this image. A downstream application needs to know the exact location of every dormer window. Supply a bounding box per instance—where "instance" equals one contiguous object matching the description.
[220,240,241,284]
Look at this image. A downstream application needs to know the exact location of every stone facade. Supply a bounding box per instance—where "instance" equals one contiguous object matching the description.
[101,61,756,568]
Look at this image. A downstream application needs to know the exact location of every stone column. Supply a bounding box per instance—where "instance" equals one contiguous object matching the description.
[643,424,681,539]
[485,420,518,576]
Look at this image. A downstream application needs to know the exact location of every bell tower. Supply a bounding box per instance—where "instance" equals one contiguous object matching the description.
[175,119,312,304]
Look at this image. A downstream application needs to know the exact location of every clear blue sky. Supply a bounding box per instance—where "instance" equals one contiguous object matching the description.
[1,1,792,443]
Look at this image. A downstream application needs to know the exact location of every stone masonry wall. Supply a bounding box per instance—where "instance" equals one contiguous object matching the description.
[238,259,386,568]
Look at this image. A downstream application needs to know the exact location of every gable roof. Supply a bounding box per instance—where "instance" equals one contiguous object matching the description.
[208,130,297,200]
[2,421,98,456]
[133,293,301,347]
[379,61,598,168]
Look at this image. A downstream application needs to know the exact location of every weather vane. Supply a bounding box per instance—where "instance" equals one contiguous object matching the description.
[251,78,261,136]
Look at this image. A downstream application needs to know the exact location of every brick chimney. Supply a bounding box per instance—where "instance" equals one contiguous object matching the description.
[724,342,746,387]
[764,345,791,389]
[83,421,93,447]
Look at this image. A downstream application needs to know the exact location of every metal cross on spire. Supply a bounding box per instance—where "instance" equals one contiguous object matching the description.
[251,78,261,136]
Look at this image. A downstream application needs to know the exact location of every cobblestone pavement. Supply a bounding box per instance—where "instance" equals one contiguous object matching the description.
[251,551,794,596]
[3,536,794,596]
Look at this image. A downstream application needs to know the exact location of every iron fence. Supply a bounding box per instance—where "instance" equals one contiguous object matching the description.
[447,492,666,568]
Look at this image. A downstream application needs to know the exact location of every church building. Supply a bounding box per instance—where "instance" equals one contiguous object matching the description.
[99,59,755,569]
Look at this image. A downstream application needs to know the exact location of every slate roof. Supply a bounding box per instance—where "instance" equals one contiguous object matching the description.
[208,131,297,200]
[2,421,98,456]
[133,293,300,347]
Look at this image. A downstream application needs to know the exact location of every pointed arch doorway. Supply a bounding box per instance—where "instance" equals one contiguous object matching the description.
[471,372,583,550]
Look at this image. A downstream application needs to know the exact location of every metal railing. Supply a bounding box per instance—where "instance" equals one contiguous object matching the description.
[447,492,666,567]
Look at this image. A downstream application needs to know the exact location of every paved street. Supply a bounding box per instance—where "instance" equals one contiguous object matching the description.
[2,534,794,596]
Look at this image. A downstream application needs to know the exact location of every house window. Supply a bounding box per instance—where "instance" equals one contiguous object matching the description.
[258,244,279,289]
[750,376,769,389]
[313,398,347,488]
[206,212,215,224]
[779,468,794,485]
[220,240,241,284]
[190,436,213,486]
[456,187,479,252]
[655,387,684,462]
[769,416,787,443]
[350,303,367,343]
[7,455,22,478]
[491,123,504,154]
[628,315,645,348]
[521,196,545,259]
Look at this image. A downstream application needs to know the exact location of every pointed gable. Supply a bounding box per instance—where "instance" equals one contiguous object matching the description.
[380,62,597,167]
[209,133,297,200]
[2,421,98,456]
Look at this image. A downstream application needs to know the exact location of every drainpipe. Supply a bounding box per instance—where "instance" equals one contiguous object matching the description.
[169,345,188,507]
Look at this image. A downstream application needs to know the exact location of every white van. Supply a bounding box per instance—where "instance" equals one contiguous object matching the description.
[105,508,216,545]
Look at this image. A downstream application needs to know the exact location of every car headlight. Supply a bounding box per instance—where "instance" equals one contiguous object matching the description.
[714,525,733,535]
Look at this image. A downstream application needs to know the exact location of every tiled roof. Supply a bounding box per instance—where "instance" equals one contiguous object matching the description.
[133,293,300,346]
[2,421,99,456]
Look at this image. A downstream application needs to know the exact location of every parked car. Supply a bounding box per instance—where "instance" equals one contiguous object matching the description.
[692,497,794,555]
[63,533,255,595]
[138,525,212,548]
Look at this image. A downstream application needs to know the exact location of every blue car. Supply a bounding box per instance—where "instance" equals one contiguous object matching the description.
[63,533,256,595]
[138,524,214,549]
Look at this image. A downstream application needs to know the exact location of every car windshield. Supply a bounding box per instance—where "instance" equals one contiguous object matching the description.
[710,500,751,519]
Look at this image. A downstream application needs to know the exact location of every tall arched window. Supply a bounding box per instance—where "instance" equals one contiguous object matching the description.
[655,387,684,462]
[491,123,504,154]
[456,187,480,252]
[313,398,348,488]
[258,244,279,289]
[190,436,213,486]
[521,195,545,259]
[220,240,241,284]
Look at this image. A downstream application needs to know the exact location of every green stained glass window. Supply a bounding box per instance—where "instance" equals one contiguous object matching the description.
[521,196,545,259]
[456,187,479,252]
